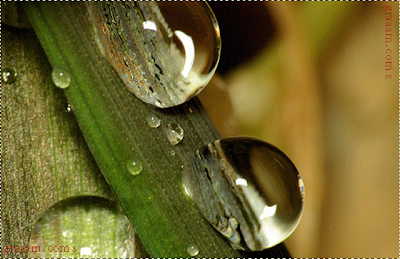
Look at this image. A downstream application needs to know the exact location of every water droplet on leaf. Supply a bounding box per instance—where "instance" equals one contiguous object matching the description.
[65,104,73,113]
[186,244,199,256]
[28,196,144,258]
[51,67,71,89]
[126,159,143,175]
[165,123,184,145]
[2,67,18,83]
[146,113,161,128]
[88,2,221,108]
[183,137,304,251]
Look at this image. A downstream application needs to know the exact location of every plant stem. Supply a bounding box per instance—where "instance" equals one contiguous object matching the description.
[23,2,290,257]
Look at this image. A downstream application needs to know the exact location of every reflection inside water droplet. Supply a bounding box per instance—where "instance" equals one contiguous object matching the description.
[143,2,221,107]
[28,196,147,258]
[165,123,184,145]
[186,244,199,256]
[2,67,17,83]
[88,2,220,108]
[51,67,71,89]
[183,137,304,251]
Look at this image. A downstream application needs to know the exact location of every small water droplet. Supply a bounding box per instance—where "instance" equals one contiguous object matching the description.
[2,67,17,83]
[164,123,184,145]
[126,159,143,176]
[65,104,73,113]
[186,244,199,257]
[183,137,305,251]
[89,2,220,108]
[146,113,161,128]
[51,67,71,89]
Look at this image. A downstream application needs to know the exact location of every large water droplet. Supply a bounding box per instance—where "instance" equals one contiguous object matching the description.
[183,137,304,251]
[28,196,148,258]
[126,159,143,175]
[2,67,18,83]
[165,123,184,145]
[88,2,221,108]
[186,244,199,257]
[145,113,161,128]
[51,67,71,89]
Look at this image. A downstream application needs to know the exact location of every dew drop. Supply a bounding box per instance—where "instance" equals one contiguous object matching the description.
[183,137,305,251]
[2,67,18,83]
[186,244,199,257]
[65,104,73,113]
[51,67,71,89]
[126,159,143,175]
[146,113,161,128]
[28,196,146,258]
[165,123,184,145]
[88,2,221,108]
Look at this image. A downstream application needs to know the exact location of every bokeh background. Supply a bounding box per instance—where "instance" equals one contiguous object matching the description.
[203,2,399,257]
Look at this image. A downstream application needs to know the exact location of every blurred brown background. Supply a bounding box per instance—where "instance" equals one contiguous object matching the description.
[203,2,399,257]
